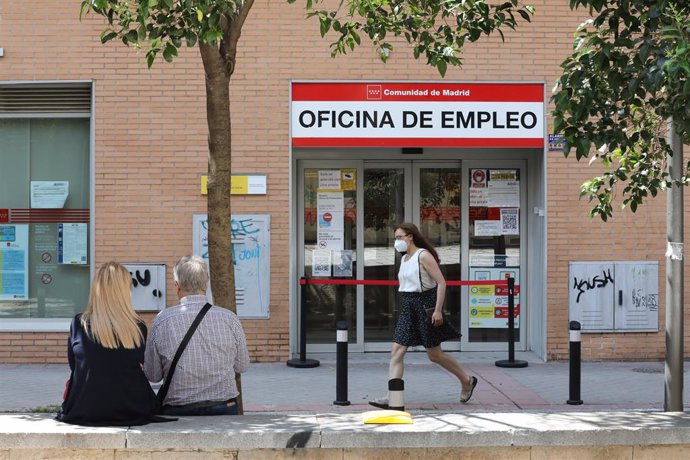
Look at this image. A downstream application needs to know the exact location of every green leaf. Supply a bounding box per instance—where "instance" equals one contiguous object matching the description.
[146,50,156,68]
[99,29,117,44]
[125,29,139,45]
[162,42,178,63]
[437,60,447,77]
[185,32,198,47]
[320,18,331,37]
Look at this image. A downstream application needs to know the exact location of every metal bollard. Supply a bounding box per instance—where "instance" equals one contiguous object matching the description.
[495,277,528,368]
[388,378,405,411]
[567,320,583,405]
[287,277,320,368]
[333,321,350,405]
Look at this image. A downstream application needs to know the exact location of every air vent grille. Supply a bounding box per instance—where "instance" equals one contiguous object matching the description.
[0,84,91,114]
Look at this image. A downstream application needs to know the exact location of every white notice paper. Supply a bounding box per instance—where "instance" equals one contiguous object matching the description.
[317,192,344,250]
[58,223,88,264]
[312,250,332,277]
[333,250,353,277]
[500,208,520,235]
[318,170,341,190]
[487,180,520,207]
[474,220,501,237]
[31,181,69,208]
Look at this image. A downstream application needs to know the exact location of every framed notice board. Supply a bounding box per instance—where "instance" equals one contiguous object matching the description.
[193,214,270,318]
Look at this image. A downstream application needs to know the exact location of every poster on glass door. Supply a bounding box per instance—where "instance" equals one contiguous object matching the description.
[468,267,520,328]
[470,169,519,208]
[316,191,344,250]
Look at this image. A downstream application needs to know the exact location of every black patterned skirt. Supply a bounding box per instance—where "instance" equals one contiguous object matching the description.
[393,287,460,348]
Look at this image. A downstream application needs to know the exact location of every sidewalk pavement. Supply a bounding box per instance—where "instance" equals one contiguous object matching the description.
[1,351,689,414]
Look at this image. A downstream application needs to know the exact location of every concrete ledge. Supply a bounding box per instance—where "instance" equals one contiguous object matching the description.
[2,411,690,455]
[0,414,126,449]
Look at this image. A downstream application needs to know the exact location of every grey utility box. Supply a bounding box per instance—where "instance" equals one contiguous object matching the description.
[123,263,166,311]
[568,261,659,332]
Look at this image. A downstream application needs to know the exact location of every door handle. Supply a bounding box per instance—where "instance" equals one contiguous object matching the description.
[618,290,623,306]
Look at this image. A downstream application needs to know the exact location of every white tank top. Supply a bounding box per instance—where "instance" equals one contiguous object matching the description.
[398,249,436,292]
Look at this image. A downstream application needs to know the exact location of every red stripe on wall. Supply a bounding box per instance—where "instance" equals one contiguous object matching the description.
[292,137,544,148]
[9,209,90,223]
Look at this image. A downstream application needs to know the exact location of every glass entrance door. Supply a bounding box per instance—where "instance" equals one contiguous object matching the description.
[297,159,524,352]
[362,162,461,351]
[463,161,526,351]
[299,163,358,347]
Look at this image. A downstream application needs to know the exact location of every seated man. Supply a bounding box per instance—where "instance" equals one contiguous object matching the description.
[144,255,250,415]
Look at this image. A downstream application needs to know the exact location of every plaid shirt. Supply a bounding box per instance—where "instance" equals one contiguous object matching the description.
[144,295,250,406]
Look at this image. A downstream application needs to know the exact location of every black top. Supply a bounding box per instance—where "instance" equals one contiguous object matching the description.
[56,314,161,426]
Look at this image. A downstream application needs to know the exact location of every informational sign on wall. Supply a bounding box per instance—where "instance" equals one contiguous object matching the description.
[200,175,267,195]
[0,224,29,300]
[291,82,544,148]
[193,214,270,318]
[123,263,166,311]
[468,267,520,329]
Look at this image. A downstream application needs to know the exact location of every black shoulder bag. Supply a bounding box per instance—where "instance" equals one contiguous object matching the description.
[156,302,213,407]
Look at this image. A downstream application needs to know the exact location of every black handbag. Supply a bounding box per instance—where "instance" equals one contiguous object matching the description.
[156,302,213,408]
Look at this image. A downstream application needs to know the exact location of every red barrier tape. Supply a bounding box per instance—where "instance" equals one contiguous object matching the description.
[299,278,510,287]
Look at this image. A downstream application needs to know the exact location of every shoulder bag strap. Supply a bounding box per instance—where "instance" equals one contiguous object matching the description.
[417,249,427,291]
[157,302,213,406]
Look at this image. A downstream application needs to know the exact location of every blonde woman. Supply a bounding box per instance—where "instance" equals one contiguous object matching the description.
[56,262,161,426]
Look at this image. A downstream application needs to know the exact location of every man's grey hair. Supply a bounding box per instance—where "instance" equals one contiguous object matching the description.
[173,255,209,294]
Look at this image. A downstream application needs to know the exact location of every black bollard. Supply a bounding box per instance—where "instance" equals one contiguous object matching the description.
[567,320,583,405]
[495,277,528,368]
[333,321,350,405]
[286,277,320,368]
[388,378,405,411]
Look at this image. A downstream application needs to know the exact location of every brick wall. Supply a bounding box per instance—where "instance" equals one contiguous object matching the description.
[0,1,687,362]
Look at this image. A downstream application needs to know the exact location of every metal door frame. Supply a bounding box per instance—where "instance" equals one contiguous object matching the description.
[297,159,365,352]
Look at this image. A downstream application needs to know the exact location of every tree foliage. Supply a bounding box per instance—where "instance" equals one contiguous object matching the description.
[80,0,248,69]
[82,0,534,75]
[553,1,690,220]
[300,0,534,76]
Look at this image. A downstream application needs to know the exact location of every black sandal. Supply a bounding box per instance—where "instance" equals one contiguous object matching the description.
[460,376,478,403]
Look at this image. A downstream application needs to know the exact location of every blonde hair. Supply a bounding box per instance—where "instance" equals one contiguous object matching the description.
[81,262,143,349]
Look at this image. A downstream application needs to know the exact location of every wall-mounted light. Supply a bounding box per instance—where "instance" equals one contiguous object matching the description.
[0,49,4,57]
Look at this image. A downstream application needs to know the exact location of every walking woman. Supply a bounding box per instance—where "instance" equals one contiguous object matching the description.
[57,262,163,426]
[369,223,478,408]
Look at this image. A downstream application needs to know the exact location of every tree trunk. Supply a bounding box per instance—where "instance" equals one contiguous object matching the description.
[199,43,235,314]
[198,2,254,415]
[200,42,244,414]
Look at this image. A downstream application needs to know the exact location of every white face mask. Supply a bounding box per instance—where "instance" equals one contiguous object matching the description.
[394,239,408,253]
